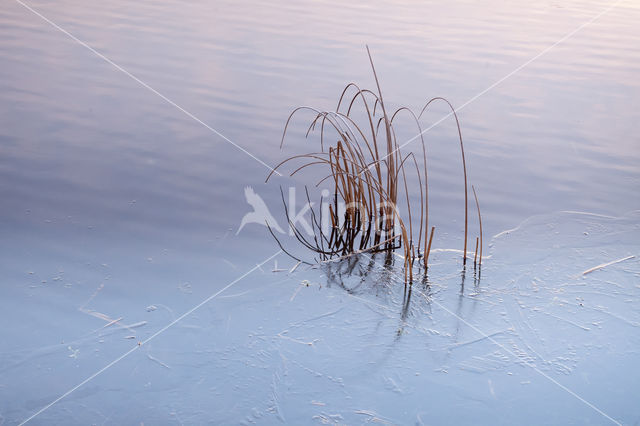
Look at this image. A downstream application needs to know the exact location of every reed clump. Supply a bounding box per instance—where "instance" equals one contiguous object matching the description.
[267,47,483,281]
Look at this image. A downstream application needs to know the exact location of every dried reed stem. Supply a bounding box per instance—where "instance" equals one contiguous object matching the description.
[266,48,481,281]
[472,185,483,266]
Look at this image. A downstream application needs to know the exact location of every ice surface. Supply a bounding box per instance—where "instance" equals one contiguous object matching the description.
[1,211,639,424]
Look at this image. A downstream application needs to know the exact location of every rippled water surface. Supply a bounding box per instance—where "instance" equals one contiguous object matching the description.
[1,0,639,424]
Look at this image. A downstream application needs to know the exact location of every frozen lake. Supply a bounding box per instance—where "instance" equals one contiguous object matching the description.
[1,0,639,424]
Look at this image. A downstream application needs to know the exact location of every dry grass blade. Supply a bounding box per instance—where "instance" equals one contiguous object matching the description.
[472,185,483,266]
[267,47,483,282]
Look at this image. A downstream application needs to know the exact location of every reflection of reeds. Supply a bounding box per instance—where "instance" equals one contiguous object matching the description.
[267,47,482,281]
